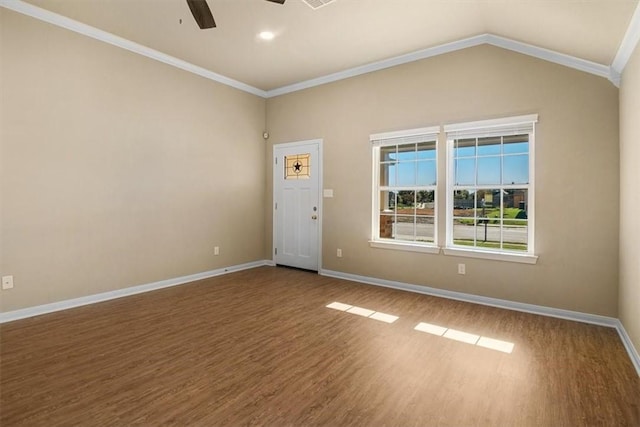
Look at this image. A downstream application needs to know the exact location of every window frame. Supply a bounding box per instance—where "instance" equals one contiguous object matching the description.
[370,126,440,254]
[444,115,538,264]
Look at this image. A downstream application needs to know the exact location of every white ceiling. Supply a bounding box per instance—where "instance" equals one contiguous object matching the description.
[15,0,640,91]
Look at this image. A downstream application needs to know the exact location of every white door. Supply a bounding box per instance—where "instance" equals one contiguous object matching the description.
[273,140,321,271]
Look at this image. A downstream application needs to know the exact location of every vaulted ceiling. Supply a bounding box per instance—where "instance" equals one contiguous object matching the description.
[7,0,640,93]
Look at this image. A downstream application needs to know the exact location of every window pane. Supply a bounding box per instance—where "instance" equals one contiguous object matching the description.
[397,162,416,186]
[503,135,528,154]
[503,189,528,216]
[453,190,475,212]
[396,190,416,214]
[477,189,500,223]
[417,141,436,159]
[416,216,435,242]
[379,214,394,239]
[455,158,475,185]
[381,145,397,162]
[397,144,417,161]
[475,221,501,249]
[502,189,528,239]
[416,190,435,213]
[503,220,528,251]
[477,157,500,185]
[417,160,436,185]
[477,136,501,156]
[395,215,415,241]
[503,155,529,184]
[453,218,476,247]
[380,162,396,187]
[379,190,396,212]
[455,138,475,157]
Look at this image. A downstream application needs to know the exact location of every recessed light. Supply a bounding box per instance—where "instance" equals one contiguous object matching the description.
[259,31,275,41]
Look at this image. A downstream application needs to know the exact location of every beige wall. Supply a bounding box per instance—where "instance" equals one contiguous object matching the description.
[619,42,640,354]
[266,44,620,316]
[0,10,266,312]
[0,9,625,321]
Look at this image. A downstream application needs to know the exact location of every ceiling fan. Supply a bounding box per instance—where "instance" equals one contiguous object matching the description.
[186,0,286,29]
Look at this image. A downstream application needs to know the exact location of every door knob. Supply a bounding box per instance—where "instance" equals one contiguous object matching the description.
[312,215,318,220]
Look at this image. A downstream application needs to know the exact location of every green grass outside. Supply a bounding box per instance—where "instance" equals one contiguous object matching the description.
[457,208,527,226]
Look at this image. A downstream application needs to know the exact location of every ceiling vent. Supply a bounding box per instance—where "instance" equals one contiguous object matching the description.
[302,0,336,10]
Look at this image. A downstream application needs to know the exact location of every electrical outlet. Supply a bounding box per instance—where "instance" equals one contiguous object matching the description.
[2,275,14,290]
[337,248,342,258]
[214,246,220,255]
[458,264,466,275]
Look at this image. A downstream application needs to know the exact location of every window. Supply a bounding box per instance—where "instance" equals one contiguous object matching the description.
[370,126,439,253]
[444,115,537,261]
[284,153,310,179]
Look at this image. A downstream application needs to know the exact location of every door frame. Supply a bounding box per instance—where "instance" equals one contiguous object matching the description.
[272,138,323,271]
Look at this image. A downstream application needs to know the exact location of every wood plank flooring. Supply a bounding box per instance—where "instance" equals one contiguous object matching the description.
[1,266,639,426]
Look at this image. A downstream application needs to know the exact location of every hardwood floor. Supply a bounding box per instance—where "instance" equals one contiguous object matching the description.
[1,266,639,426]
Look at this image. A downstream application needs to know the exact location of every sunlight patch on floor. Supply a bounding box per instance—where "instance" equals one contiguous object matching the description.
[326,302,353,311]
[326,301,399,323]
[414,322,514,353]
[347,306,376,317]
[443,329,480,344]
[476,336,515,353]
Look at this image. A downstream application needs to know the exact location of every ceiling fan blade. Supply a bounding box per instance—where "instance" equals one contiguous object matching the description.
[186,0,216,29]
[265,0,286,4]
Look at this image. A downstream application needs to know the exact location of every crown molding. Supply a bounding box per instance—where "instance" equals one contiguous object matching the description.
[265,34,488,97]
[485,34,613,83]
[266,33,618,97]
[2,0,630,97]
[0,0,267,97]
[612,1,640,78]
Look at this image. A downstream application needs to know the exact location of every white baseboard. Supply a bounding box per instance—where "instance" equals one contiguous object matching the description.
[320,268,640,378]
[320,269,618,327]
[615,320,640,377]
[0,260,270,323]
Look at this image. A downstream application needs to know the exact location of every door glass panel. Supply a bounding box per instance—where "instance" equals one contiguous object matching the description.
[285,153,310,180]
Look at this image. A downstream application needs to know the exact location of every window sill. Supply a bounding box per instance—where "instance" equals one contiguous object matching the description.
[369,240,440,254]
[443,247,538,264]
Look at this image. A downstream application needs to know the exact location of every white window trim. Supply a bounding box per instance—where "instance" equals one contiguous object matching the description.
[444,114,538,263]
[443,114,539,135]
[369,240,441,254]
[443,247,538,264]
[370,126,440,251]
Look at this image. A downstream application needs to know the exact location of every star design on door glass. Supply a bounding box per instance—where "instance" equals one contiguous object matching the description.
[293,161,302,173]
